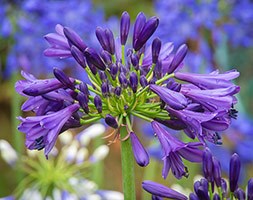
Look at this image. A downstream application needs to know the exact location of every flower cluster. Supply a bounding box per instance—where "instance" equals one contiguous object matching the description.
[0,126,123,199]
[143,149,253,200]
[154,0,253,71]
[3,0,106,78]
[16,11,240,181]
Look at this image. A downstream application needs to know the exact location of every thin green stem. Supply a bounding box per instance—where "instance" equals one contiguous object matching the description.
[208,182,213,200]
[155,73,175,85]
[131,111,153,122]
[80,116,101,125]
[120,123,136,200]
[121,45,125,65]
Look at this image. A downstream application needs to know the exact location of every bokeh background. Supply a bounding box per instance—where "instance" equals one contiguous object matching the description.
[1,0,253,199]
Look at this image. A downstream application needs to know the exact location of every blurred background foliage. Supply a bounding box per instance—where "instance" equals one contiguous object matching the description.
[0,0,253,199]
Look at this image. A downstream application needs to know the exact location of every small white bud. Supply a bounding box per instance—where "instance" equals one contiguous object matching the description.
[78,124,106,146]
[75,148,89,164]
[0,140,18,166]
[59,130,73,145]
[64,141,79,163]
[89,145,109,163]
[96,190,124,200]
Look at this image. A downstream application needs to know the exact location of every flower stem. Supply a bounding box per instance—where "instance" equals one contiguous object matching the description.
[120,122,136,200]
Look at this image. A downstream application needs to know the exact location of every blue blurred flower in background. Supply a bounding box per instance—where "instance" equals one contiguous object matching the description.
[2,0,106,79]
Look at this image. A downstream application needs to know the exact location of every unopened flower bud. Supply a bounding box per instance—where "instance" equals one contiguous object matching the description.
[140,75,148,87]
[152,38,161,64]
[120,11,130,45]
[114,86,122,97]
[71,45,86,68]
[94,95,102,113]
[105,114,118,129]
[229,153,241,192]
[129,72,138,93]
[63,26,87,51]
[130,132,149,167]
[53,68,75,89]
[84,47,106,71]
[167,44,188,74]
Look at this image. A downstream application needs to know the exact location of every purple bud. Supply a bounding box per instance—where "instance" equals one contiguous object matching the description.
[71,46,86,68]
[63,27,87,51]
[84,47,106,71]
[110,63,118,80]
[105,28,115,55]
[229,153,241,192]
[154,60,162,79]
[195,186,209,200]
[167,44,188,74]
[131,54,139,68]
[76,92,89,113]
[166,79,181,92]
[221,178,227,197]
[189,193,200,200]
[194,181,201,194]
[96,27,108,51]
[114,86,122,96]
[130,132,149,167]
[100,50,112,65]
[134,16,159,51]
[202,148,213,182]
[213,157,222,187]
[152,38,161,64]
[133,12,146,48]
[79,82,89,96]
[213,194,220,200]
[129,72,138,93]
[101,82,109,97]
[94,95,102,113]
[53,68,75,89]
[234,188,245,200]
[105,114,118,129]
[140,75,148,87]
[86,58,97,75]
[99,71,107,81]
[120,11,130,45]
[119,72,128,88]
[247,178,253,200]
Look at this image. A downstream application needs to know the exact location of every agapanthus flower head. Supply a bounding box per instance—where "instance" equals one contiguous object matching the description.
[17,11,239,180]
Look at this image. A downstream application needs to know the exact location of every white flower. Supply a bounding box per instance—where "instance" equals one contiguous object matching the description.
[0,140,18,166]
[90,145,109,163]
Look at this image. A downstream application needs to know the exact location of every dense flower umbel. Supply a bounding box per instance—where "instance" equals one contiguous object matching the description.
[17,11,239,178]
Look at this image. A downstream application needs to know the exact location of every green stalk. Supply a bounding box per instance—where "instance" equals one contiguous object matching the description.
[91,137,104,188]
[120,122,136,200]
[11,73,24,182]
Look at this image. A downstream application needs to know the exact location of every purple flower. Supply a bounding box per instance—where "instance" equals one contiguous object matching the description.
[130,132,149,167]
[142,180,187,200]
[150,84,188,110]
[15,71,66,96]
[151,121,203,179]
[174,70,240,90]
[18,104,80,157]
[120,11,130,45]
